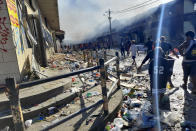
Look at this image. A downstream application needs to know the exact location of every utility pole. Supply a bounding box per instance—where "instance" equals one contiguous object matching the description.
[105,9,113,49]
[108,9,112,36]
[109,9,113,48]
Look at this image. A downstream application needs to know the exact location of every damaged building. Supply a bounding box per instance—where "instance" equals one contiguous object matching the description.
[0,0,65,84]
[97,0,196,47]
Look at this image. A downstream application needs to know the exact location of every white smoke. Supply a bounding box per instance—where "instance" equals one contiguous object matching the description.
[58,0,175,44]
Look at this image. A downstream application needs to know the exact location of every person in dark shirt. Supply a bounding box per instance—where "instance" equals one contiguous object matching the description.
[138,47,170,107]
[149,49,170,111]
[160,36,172,55]
[138,47,165,75]
[144,37,154,53]
[149,49,169,94]
[125,39,131,56]
[120,39,125,57]
[178,31,196,92]
[138,46,175,87]
[138,47,171,112]
[138,50,154,68]
[160,36,179,58]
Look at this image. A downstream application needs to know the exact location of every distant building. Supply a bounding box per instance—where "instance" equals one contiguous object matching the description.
[119,0,184,46]
[0,0,64,84]
[97,0,196,47]
[184,0,196,34]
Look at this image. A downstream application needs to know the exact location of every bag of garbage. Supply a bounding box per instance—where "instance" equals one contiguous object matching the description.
[113,118,124,129]
[25,119,32,128]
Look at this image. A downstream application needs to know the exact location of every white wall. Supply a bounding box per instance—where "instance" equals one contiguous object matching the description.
[184,0,194,14]
[0,0,20,84]
[184,21,196,34]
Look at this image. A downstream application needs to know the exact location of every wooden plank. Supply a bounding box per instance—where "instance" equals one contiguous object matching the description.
[6,78,25,131]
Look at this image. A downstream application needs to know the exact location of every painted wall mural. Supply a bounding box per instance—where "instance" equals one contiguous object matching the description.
[6,0,24,55]
[0,17,9,52]
[6,0,19,27]
[0,0,10,53]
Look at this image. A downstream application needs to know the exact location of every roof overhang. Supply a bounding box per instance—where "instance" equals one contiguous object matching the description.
[55,30,65,36]
[37,0,60,31]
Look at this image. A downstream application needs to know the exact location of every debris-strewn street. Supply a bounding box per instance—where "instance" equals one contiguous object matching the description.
[1,0,196,131]
[104,53,196,131]
[1,47,196,131]
[6,50,196,131]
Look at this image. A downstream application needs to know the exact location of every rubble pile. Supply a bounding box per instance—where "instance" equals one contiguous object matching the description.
[22,70,102,129]
[47,52,85,71]
[3,50,196,131]
[105,68,154,131]
[105,55,196,131]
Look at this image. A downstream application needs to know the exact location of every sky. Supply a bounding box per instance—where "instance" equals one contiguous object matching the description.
[58,0,175,44]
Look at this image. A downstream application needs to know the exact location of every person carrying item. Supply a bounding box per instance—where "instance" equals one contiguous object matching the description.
[178,31,196,93]
[138,47,175,88]
[159,36,179,87]
[139,47,170,111]
[160,36,179,58]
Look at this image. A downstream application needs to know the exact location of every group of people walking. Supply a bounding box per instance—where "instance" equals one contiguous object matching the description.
[121,31,196,109]
[120,39,138,66]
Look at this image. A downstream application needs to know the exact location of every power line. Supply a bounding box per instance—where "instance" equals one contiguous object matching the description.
[113,0,155,13]
[112,0,160,14]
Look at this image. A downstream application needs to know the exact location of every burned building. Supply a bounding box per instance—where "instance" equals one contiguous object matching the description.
[0,0,64,84]
[97,0,196,48]
[184,0,196,33]
[118,0,184,46]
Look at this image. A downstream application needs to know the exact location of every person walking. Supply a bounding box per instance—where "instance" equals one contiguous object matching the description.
[159,36,179,87]
[160,36,179,58]
[131,40,137,67]
[125,39,131,56]
[145,37,154,53]
[178,31,196,93]
[120,39,125,58]
[139,47,170,111]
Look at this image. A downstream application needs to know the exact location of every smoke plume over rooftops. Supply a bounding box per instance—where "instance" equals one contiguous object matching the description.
[58,0,175,44]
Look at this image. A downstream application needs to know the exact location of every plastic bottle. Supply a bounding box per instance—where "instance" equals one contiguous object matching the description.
[86,92,92,98]
[113,118,124,129]
[122,88,130,95]
[91,91,100,96]
[128,88,135,97]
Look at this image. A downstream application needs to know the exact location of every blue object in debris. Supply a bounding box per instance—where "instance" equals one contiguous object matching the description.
[140,112,156,129]
[181,121,196,129]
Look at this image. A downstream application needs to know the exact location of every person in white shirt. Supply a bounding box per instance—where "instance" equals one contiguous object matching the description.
[131,40,137,67]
